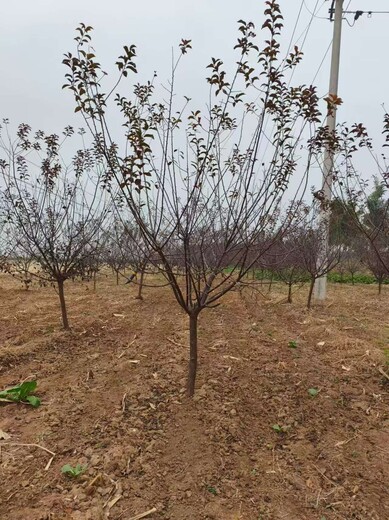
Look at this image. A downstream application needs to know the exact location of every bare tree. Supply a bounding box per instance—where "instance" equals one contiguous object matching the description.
[295,205,342,309]
[332,116,389,292]
[340,240,363,285]
[0,123,109,329]
[121,223,152,300]
[103,222,132,285]
[263,233,308,303]
[78,225,106,290]
[1,243,34,290]
[362,241,389,294]
[63,3,338,395]
[0,211,10,275]
[335,177,389,292]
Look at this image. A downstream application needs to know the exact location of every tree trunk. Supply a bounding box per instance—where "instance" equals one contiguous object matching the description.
[307,278,315,309]
[58,279,70,330]
[351,272,355,285]
[136,269,144,300]
[187,312,199,397]
[93,271,97,291]
[287,283,293,303]
[379,279,383,295]
[116,270,119,286]
[268,273,274,293]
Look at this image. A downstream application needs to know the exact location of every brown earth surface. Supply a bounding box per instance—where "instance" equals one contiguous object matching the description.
[0,274,388,520]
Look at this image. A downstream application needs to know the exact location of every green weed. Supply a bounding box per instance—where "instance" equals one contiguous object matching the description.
[272,424,286,433]
[61,464,86,478]
[0,381,41,407]
[206,485,217,496]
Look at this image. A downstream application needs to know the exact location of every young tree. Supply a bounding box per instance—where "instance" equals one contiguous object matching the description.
[1,244,34,290]
[264,233,308,304]
[337,234,364,285]
[363,243,389,294]
[0,212,10,276]
[0,123,109,329]
[296,205,342,308]
[78,227,106,290]
[63,3,338,395]
[336,179,389,288]
[333,116,389,286]
[103,222,132,285]
[121,223,152,300]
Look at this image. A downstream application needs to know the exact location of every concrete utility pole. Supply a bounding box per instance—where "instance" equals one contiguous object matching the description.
[314,0,344,302]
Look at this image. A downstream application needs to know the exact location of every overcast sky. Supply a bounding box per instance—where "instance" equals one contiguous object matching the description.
[1,0,388,187]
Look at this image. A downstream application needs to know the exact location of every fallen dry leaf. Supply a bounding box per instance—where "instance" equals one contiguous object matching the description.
[0,429,11,440]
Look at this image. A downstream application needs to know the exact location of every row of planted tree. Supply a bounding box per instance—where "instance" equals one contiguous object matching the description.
[1,1,389,395]
[0,187,386,313]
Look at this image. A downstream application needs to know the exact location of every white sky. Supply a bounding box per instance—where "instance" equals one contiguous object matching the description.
[1,0,388,190]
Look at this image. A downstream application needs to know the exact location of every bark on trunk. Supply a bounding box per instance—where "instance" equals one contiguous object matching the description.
[136,269,144,300]
[116,270,119,286]
[93,271,97,291]
[187,312,199,397]
[287,283,292,303]
[268,274,274,293]
[307,278,315,309]
[58,279,70,330]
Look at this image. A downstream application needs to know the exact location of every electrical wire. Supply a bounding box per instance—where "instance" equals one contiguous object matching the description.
[312,38,332,84]
[258,0,328,166]
[285,0,305,58]
[303,0,329,20]
[343,10,389,15]
[294,1,327,52]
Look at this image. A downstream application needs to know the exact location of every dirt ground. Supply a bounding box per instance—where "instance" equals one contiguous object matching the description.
[0,274,388,520]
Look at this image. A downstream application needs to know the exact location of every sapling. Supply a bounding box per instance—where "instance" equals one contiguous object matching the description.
[61,464,86,478]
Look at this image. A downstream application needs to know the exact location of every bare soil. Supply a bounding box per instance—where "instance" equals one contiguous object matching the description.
[0,274,388,520]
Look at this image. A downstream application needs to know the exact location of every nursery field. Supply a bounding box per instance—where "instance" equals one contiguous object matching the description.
[0,275,388,520]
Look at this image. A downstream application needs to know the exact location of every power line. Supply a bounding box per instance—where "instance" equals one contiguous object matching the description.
[329,0,389,20]
[285,0,305,58]
[303,0,329,20]
[312,39,332,84]
[343,10,389,15]
[258,0,327,165]
[295,1,327,50]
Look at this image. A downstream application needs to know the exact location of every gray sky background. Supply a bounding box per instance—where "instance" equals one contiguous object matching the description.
[1,0,388,189]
